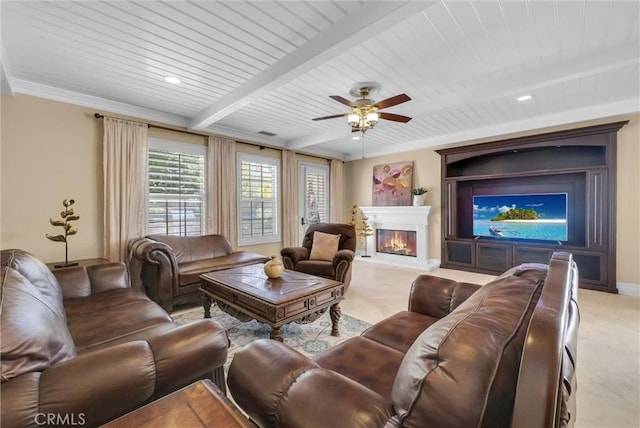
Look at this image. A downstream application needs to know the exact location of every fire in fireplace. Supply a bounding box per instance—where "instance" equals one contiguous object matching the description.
[376,229,417,257]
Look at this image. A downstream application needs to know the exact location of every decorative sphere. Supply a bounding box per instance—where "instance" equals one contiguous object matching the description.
[264,257,284,279]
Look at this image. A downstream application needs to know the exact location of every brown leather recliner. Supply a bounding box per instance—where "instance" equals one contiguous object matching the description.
[228,252,580,428]
[280,223,356,290]
[1,249,229,428]
[128,234,270,312]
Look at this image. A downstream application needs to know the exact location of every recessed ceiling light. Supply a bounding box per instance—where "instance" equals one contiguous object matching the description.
[352,135,360,140]
[517,94,533,102]
[164,76,181,84]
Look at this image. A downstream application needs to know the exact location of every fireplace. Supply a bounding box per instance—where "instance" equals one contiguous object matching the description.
[359,206,438,271]
[377,229,417,257]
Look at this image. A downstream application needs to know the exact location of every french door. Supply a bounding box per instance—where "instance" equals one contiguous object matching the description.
[298,163,329,243]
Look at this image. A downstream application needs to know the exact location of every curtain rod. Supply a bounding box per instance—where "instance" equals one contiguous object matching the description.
[94,113,332,162]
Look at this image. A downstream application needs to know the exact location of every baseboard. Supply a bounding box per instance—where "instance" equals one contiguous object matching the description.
[617,282,640,297]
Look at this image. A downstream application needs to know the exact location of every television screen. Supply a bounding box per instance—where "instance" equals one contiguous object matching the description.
[473,193,568,241]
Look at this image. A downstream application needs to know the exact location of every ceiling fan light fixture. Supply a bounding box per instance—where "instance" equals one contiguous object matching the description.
[366,112,379,126]
[348,113,360,127]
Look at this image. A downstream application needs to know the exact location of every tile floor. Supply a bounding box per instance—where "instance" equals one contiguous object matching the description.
[341,259,640,428]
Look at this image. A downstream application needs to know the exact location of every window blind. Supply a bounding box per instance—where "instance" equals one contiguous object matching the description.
[147,144,205,236]
[237,154,280,245]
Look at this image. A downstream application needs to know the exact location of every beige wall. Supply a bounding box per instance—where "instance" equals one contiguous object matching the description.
[0,94,285,262]
[2,94,638,288]
[344,114,640,288]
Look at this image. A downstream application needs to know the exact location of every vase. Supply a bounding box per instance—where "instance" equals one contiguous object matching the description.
[412,194,426,206]
[264,256,284,279]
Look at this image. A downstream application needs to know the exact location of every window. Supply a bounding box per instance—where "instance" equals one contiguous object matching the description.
[299,162,329,226]
[237,153,280,245]
[146,139,206,236]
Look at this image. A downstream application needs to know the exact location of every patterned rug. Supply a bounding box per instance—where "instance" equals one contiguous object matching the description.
[172,305,372,366]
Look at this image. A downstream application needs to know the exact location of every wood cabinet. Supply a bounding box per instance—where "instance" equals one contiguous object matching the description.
[437,122,627,293]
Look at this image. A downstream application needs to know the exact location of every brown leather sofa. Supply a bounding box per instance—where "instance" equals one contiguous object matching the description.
[1,249,229,428]
[228,251,579,428]
[280,223,356,289]
[128,234,270,312]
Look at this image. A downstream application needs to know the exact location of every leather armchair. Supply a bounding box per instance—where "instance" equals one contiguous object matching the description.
[281,223,356,290]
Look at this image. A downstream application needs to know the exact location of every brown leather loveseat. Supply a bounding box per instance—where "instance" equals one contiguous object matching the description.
[1,249,229,428]
[228,251,579,428]
[128,234,269,312]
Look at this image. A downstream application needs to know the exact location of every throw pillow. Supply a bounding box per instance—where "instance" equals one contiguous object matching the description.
[309,231,341,261]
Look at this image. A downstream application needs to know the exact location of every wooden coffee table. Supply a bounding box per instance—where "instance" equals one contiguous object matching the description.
[200,264,344,341]
[102,379,254,427]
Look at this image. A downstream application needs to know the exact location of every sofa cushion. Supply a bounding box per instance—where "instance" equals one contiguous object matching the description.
[293,260,334,279]
[391,265,547,427]
[315,336,405,400]
[1,268,77,382]
[65,289,173,351]
[309,231,340,261]
[148,234,234,263]
[362,311,440,354]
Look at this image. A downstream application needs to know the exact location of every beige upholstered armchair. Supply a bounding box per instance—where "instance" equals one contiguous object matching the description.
[280,223,356,291]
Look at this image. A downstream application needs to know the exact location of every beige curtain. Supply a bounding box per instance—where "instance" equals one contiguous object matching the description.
[330,159,344,223]
[282,150,298,247]
[207,136,237,246]
[103,117,148,262]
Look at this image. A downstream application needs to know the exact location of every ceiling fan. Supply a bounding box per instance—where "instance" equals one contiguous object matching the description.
[312,82,412,132]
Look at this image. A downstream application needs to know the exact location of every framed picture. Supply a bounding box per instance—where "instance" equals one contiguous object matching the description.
[372,161,413,206]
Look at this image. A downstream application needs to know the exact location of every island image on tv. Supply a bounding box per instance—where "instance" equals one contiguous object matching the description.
[473,193,568,241]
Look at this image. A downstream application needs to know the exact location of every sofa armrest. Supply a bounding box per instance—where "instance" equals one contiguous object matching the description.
[39,341,157,428]
[228,339,392,428]
[55,262,129,299]
[128,238,179,310]
[5,321,229,428]
[146,319,229,396]
[409,275,482,318]
[332,248,355,265]
[281,246,310,269]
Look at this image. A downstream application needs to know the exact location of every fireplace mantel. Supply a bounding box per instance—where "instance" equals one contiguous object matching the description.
[359,206,438,271]
[359,206,431,226]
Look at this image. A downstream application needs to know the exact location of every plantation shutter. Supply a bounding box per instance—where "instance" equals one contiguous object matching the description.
[146,140,206,236]
[304,168,328,224]
[237,153,280,245]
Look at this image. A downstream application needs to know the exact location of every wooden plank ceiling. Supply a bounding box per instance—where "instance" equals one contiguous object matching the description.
[1,0,638,160]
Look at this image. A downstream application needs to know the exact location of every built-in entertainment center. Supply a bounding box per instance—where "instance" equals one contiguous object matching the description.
[437,121,627,293]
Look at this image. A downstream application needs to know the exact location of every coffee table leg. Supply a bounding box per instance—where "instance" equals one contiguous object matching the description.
[330,303,341,337]
[202,293,212,318]
[270,326,284,342]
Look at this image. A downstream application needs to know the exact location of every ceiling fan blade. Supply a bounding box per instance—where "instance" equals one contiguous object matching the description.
[329,95,355,107]
[312,113,346,121]
[374,93,411,110]
[379,112,412,123]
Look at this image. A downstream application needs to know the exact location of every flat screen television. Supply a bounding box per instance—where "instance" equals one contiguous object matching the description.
[473,193,568,242]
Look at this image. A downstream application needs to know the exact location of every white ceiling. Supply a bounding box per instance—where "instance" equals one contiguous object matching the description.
[1,1,638,161]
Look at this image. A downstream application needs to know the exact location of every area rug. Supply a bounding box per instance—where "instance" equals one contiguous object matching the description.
[172,305,372,366]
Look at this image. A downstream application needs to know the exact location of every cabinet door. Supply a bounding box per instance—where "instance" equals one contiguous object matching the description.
[445,240,475,267]
[513,246,554,266]
[476,243,511,272]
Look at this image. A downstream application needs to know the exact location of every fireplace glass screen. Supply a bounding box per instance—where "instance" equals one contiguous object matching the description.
[376,229,417,257]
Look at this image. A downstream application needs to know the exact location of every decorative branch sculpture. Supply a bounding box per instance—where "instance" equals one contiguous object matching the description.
[46,198,80,267]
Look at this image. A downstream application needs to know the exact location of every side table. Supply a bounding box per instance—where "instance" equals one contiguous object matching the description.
[101,379,255,428]
[46,257,109,270]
